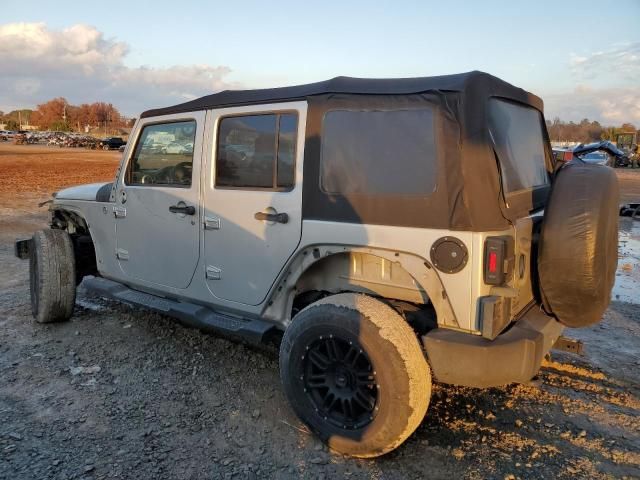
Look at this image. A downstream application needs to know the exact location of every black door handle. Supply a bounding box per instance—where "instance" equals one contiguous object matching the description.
[169,204,196,215]
[254,211,289,224]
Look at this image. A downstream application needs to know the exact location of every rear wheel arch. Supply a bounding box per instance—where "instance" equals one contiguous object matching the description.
[262,247,460,330]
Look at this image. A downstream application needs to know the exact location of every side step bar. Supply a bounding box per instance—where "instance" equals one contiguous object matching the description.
[83,277,276,344]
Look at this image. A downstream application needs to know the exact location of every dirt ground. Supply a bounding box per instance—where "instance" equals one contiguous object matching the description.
[0,144,639,480]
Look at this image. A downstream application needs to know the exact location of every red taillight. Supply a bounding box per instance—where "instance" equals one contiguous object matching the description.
[488,251,498,273]
[563,151,573,162]
[484,237,506,285]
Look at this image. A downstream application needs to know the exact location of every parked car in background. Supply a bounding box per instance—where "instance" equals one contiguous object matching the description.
[580,152,609,165]
[554,141,630,167]
[552,148,574,163]
[100,137,126,150]
[0,130,16,140]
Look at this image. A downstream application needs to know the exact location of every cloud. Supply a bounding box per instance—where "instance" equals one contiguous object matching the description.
[0,22,237,116]
[542,42,640,125]
[544,85,640,125]
[569,42,640,85]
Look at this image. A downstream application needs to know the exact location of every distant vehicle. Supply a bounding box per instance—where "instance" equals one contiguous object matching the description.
[554,141,630,168]
[0,130,16,139]
[100,137,126,150]
[164,142,188,154]
[616,132,636,152]
[580,152,609,165]
[552,148,574,163]
[574,141,629,167]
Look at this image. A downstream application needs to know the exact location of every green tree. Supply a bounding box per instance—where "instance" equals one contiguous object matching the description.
[49,120,71,132]
[3,119,19,130]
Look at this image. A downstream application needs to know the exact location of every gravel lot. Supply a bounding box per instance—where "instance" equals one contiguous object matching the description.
[1,144,639,479]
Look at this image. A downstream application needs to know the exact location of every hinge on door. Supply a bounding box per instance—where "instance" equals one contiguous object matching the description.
[204,216,221,230]
[116,248,129,260]
[113,206,127,218]
[205,265,222,280]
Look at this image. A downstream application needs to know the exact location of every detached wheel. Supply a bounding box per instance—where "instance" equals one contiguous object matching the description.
[30,229,76,323]
[279,293,431,458]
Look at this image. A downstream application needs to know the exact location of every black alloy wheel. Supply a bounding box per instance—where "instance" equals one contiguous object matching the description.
[303,335,377,430]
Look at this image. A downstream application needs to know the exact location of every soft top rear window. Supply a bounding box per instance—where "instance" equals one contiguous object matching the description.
[488,98,549,195]
[320,109,437,196]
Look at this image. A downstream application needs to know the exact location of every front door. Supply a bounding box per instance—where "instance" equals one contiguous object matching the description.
[203,102,306,305]
[115,113,205,289]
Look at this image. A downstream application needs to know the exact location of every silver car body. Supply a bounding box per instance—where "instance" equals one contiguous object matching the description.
[52,99,538,336]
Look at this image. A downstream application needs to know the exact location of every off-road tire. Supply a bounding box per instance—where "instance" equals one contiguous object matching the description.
[279,293,431,458]
[30,229,76,323]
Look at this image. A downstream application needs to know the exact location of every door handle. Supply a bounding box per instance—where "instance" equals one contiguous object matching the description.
[169,204,196,215]
[254,211,289,224]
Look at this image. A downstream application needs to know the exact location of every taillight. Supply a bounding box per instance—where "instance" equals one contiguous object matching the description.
[484,237,506,285]
[563,151,573,162]
[488,251,498,273]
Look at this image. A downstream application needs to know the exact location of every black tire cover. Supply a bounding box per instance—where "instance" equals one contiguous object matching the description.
[537,162,619,328]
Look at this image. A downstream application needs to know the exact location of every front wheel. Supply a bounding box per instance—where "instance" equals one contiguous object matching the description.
[30,229,76,323]
[279,293,431,458]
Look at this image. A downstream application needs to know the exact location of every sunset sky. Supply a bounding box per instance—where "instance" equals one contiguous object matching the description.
[1,0,639,123]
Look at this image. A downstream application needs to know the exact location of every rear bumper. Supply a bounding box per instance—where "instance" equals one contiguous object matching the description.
[422,305,563,388]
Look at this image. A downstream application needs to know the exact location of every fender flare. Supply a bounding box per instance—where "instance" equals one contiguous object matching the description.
[261,245,460,330]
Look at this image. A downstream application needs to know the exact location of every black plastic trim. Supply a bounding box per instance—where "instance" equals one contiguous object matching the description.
[83,277,275,344]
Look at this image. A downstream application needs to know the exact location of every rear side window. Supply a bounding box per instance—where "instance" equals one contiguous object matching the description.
[320,109,437,195]
[488,99,549,194]
[127,121,196,187]
[216,113,298,190]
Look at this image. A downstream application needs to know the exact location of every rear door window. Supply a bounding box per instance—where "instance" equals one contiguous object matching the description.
[320,109,437,195]
[488,99,549,194]
[216,113,298,190]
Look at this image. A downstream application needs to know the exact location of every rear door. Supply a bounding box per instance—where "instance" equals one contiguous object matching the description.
[487,98,552,317]
[115,113,204,289]
[203,102,306,305]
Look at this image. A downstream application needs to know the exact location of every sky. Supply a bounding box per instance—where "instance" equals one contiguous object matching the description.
[1,0,639,124]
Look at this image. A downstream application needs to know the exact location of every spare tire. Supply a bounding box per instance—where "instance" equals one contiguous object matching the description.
[537,162,619,328]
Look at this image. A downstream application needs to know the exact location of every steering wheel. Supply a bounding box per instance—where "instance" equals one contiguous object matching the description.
[153,162,192,184]
[173,162,193,183]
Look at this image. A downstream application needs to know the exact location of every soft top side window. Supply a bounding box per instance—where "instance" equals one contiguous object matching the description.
[216,112,298,190]
[126,120,196,187]
[488,98,550,195]
[320,109,438,196]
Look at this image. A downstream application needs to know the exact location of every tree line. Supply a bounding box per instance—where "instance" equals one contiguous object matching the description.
[545,118,637,144]
[0,98,134,133]
[1,100,637,144]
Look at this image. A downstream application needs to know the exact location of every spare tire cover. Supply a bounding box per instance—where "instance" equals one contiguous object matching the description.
[537,162,619,328]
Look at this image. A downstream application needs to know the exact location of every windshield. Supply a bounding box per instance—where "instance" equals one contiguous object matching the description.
[488,98,550,195]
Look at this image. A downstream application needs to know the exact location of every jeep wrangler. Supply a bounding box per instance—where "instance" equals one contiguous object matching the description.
[15,71,619,458]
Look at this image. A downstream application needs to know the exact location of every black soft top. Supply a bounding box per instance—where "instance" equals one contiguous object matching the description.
[140,71,551,231]
[141,70,542,118]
